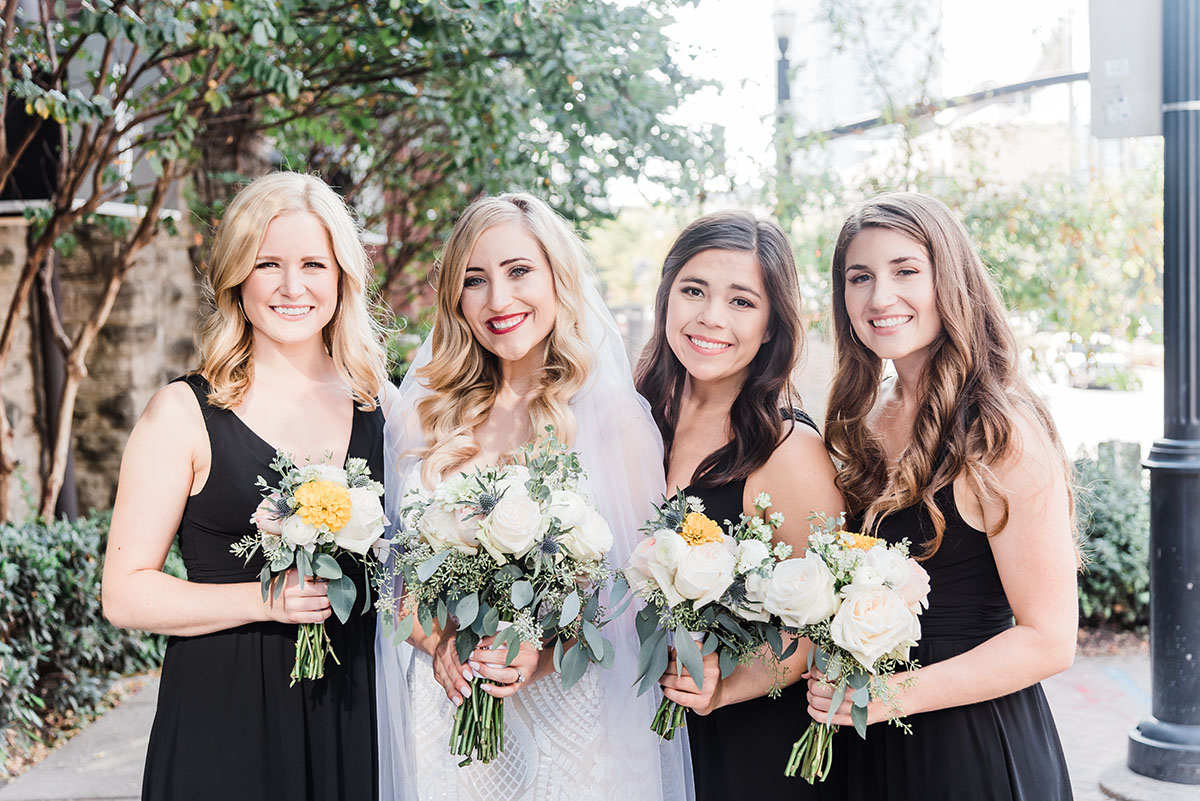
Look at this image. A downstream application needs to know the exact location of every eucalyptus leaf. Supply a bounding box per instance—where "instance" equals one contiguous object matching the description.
[851,684,871,707]
[609,574,629,608]
[581,620,605,661]
[416,550,449,582]
[598,637,616,670]
[553,638,564,672]
[417,601,432,636]
[847,670,870,690]
[634,605,658,643]
[436,598,448,631]
[560,642,590,691]
[559,590,581,624]
[480,604,500,636]
[764,624,783,658]
[455,628,480,664]
[295,547,312,584]
[511,580,534,609]
[674,626,704,690]
[851,698,869,739]
[634,627,667,684]
[327,574,356,623]
[390,612,415,646]
[454,592,479,628]
[718,646,738,679]
[637,633,670,697]
[716,612,751,641]
[826,680,848,727]
[582,589,601,622]
[701,634,720,656]
[313,553,343,580]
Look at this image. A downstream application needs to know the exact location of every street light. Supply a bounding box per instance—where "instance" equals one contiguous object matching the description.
[772,2,798,209]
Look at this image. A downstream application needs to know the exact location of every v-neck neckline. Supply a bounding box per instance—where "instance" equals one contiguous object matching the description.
[226,404,360,468]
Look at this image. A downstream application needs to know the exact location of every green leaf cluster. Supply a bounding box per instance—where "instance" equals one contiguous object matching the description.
[0,513,185,774]
[1075,442,1150,628]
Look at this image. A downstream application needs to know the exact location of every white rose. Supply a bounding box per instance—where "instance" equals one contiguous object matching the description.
[737,571,772,622]
[333,487,390,556]
[862,545,909,585]
[561,508,612,563]
[763,552,839,628]
[280,514,319,548]
[735,539,771,574]
[476,493,545,563]
[624,537,658,595]
[830,585,921,672]
[847,564,886,590]
[547,489,589,530]
[646,532,688,607]
[496,464,532,492]
[296,464,349,487]
[417,502,479,555]
[674,540,737,608]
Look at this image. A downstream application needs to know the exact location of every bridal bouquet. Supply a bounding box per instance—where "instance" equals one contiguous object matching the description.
[231,453,389,685]
[784,513,931,783]
[381,429,618,766]
[623,490,801,740]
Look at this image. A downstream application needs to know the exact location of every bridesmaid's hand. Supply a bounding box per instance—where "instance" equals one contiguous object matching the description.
[805,667,895,727]
[659,648,721,715]
[266,569,331,625]
[469,636,544,699]
[432,626,473,707]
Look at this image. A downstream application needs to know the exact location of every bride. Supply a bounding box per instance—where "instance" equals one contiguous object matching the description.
[375,193,693,801]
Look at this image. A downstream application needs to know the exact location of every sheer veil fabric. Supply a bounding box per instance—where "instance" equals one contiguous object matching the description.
[375,280,695,801]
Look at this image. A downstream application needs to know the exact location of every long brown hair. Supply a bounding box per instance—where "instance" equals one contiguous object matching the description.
[635,211,805,488]
[825,192,1071,555]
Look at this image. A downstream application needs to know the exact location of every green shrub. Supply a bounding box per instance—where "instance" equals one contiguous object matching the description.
[1075,442,1150,628]
[0,513,182,771]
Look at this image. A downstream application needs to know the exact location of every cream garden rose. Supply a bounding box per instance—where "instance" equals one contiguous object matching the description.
[296,463,349,487]
[548,489,589,530]
[830,584,921,672]
[333,487,390,555]
[476,493,545,563]
[280,514,320,549]
[674,539,737,608]
[763,551,839,628]
[417,502,479,555]
[647,531,689,606]
[560,508,612,563]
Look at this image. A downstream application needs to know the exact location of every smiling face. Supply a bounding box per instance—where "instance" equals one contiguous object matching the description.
[842,226,942,374]
[663,248,771,389]
[239,210,340,350]
[458,222,558,371]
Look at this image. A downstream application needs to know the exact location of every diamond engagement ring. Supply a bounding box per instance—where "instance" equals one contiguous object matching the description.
[515,667,526,684]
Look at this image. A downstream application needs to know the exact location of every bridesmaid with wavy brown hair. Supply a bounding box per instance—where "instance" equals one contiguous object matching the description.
[810,192,1076,801]
[637,210,845,801]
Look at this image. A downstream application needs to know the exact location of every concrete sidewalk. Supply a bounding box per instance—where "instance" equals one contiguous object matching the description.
[0,652,1191,800]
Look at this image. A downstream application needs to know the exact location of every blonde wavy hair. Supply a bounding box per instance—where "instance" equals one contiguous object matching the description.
[825,192,1073,556]
[196,172,388,410]
[417,193,595,484]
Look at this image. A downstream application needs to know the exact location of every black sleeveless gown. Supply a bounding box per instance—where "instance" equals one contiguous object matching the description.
[141,374,380,801]
[836,483,1073,801]
[684,411,845,801]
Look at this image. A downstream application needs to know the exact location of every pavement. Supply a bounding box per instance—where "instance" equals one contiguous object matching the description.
[0,651,1194,800]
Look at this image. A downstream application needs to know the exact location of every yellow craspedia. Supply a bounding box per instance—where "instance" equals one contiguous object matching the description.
[294,480,352,533]
[840,530,883,551]
[679,512,725,546]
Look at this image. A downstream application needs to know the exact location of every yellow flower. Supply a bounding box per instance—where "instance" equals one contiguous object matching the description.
[841,530,883,551]
[294,480,352,533]
[679,512,725,546]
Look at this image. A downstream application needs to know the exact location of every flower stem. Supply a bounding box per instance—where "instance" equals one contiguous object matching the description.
[290,622,338,686]
[650,696,687,741]
[785,721,838,783]
[449,677,504,765]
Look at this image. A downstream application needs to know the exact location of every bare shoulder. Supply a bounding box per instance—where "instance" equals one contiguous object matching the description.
[993,401,1065,487]
[130,381,206,453]
[760,421,832,478]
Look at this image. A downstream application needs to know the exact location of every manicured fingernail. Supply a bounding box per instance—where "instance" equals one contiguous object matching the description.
[469,660,481,672]
[459,684,471,697]
[452,696,462,707]
[462,666,474,681]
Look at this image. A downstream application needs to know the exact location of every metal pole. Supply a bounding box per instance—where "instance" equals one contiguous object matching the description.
[1132,0,1200,785]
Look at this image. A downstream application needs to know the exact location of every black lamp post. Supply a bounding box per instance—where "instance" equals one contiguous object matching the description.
[772,3,797,217]
[1131,0,1200,786]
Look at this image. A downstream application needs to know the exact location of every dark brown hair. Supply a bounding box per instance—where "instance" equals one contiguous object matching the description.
[825,192,1072,555]
[635,211,805,487]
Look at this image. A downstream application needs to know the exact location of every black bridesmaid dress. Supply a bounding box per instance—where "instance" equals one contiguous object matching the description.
[141,374,380,800]
[684,411,845,800]
[837,482,1073,801]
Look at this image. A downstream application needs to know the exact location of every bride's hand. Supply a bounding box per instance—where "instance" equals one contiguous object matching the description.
[431,625,473,707]
[659,648,722,715]
[469,636,544,699]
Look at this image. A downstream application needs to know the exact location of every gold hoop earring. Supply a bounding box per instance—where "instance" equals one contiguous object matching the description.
[848,323,864,348]
[236,296,249,322]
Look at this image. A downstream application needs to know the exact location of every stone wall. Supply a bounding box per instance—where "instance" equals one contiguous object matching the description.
[0,214,201,516]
